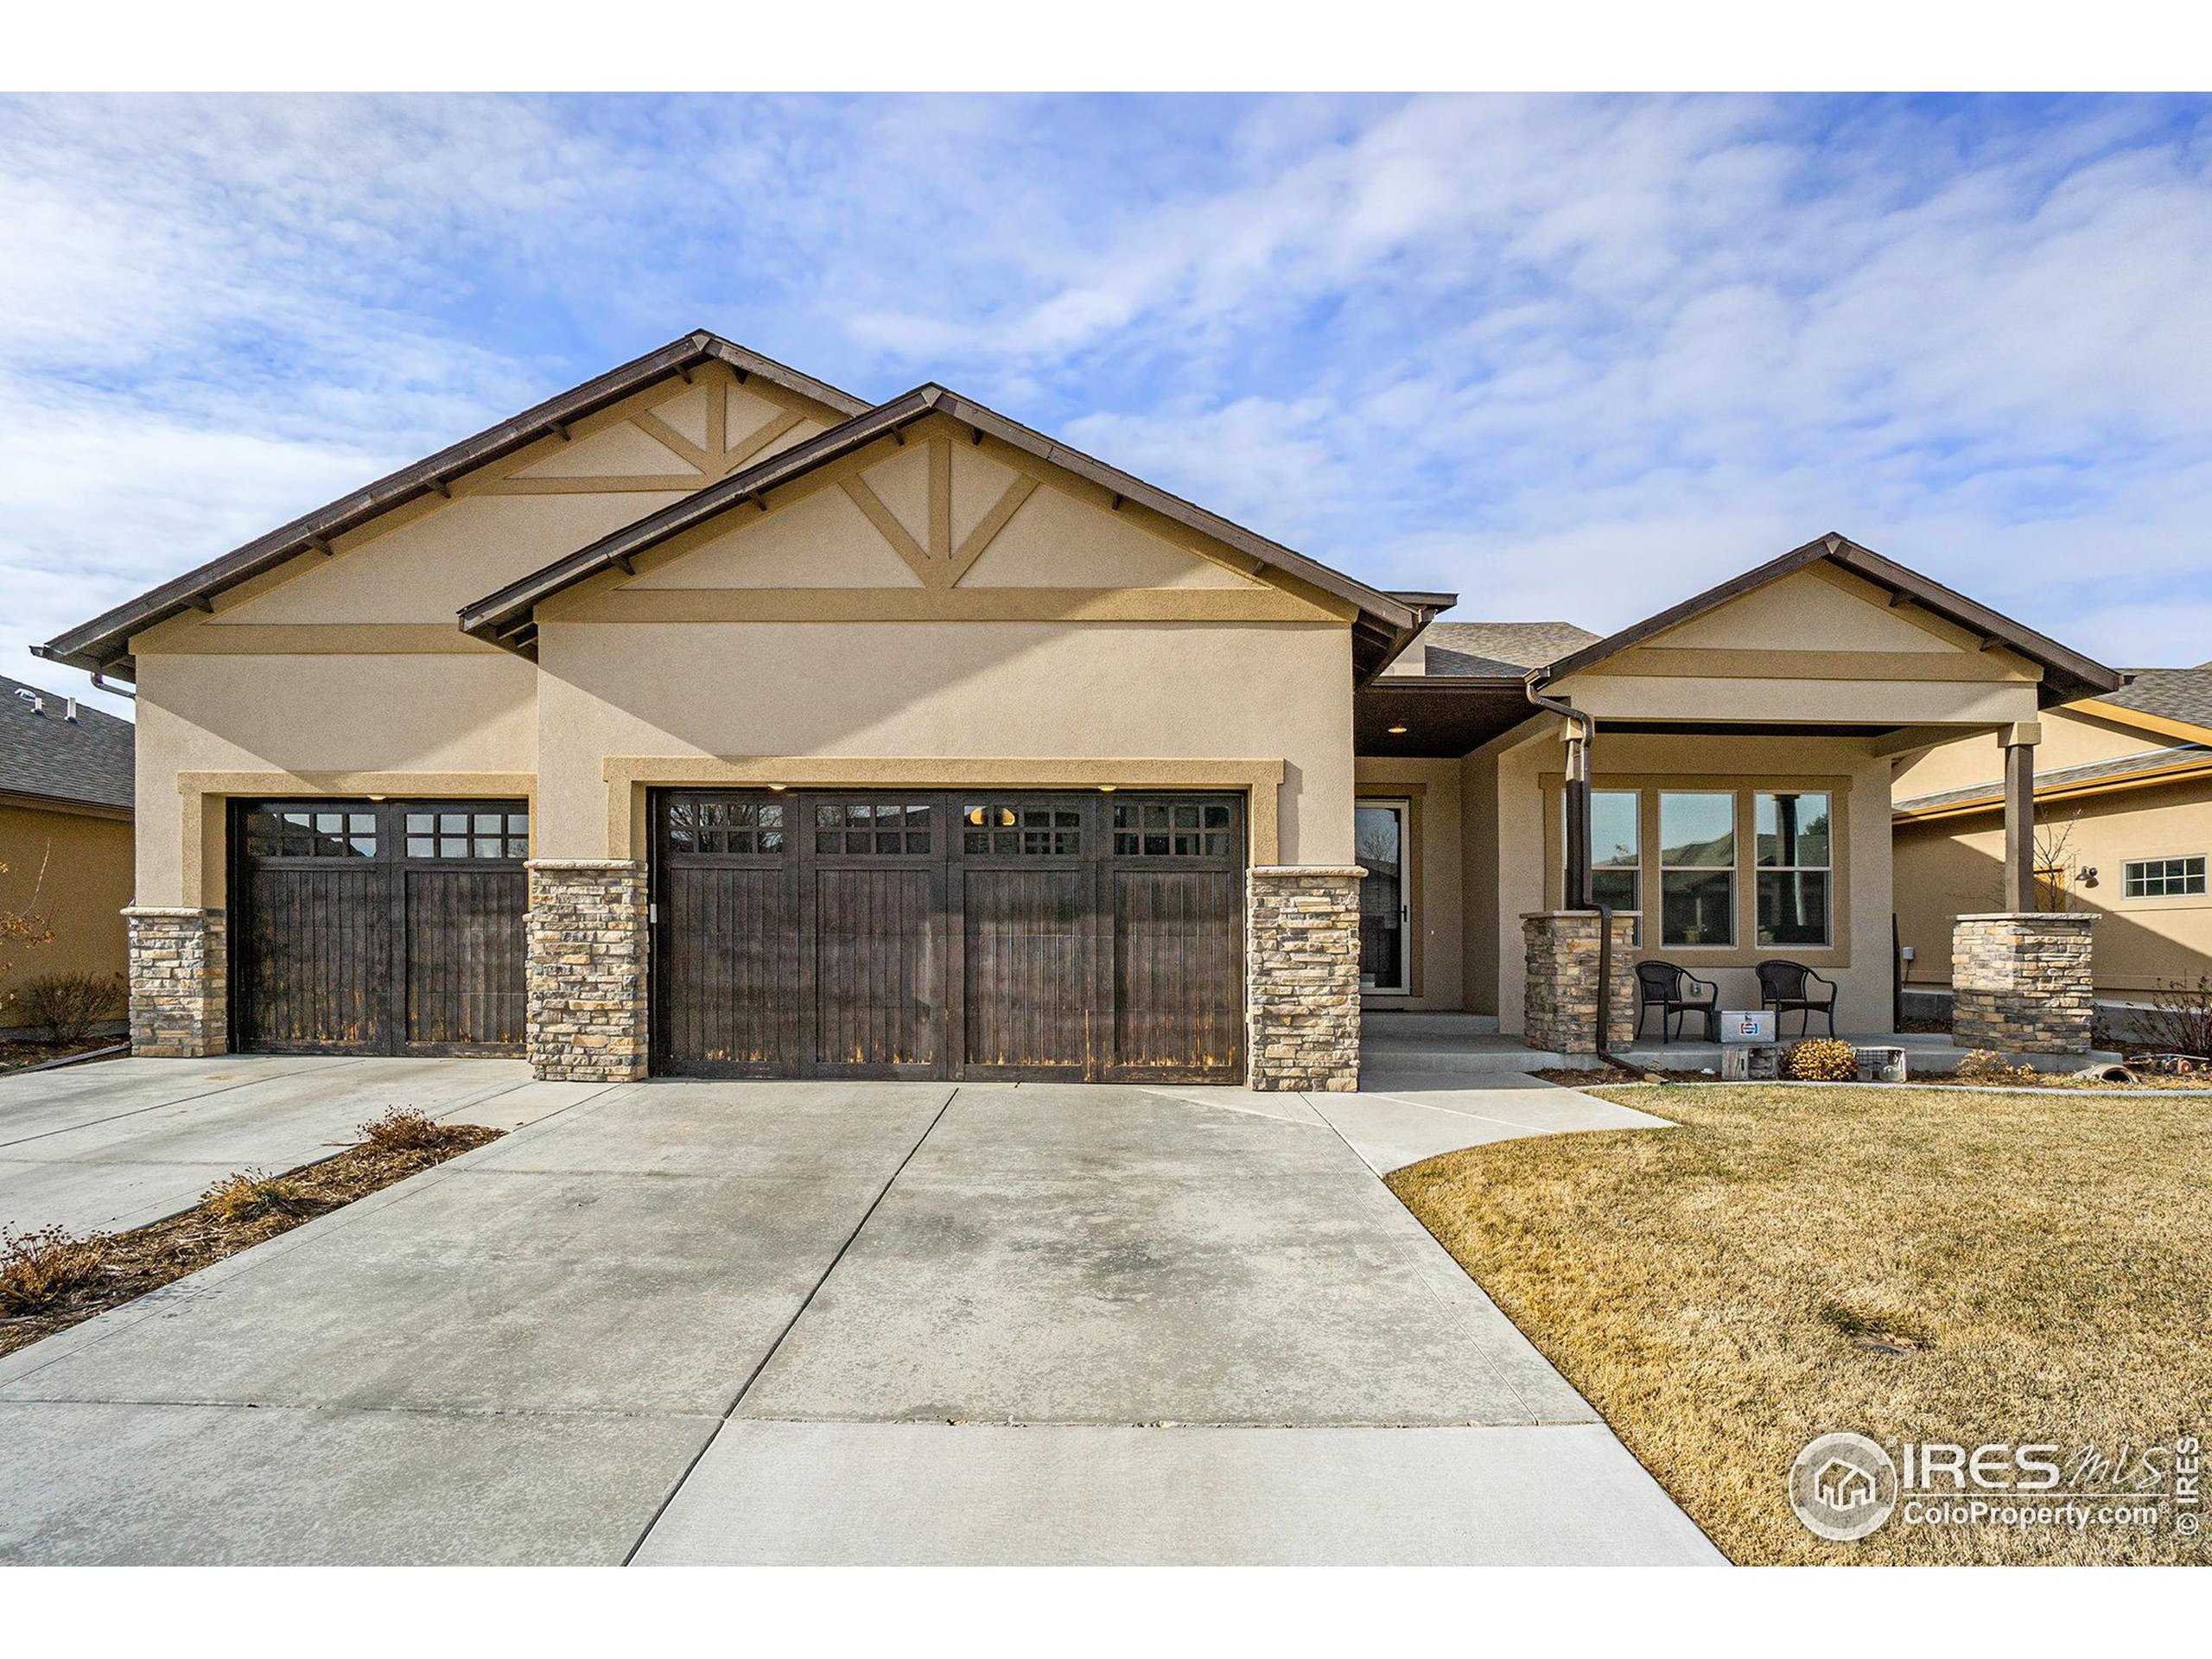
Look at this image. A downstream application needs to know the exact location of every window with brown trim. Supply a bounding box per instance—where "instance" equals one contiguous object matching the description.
[244,806,378,860]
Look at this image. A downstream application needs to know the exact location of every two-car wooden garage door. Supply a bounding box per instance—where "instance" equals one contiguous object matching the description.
[653,789,1247,1082]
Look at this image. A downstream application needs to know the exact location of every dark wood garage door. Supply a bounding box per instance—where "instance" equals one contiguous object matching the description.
[653,790,1244,1082]
[231,799,530,1056]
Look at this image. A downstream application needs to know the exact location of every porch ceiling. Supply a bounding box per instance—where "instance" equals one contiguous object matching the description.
[1354,680,1534,757]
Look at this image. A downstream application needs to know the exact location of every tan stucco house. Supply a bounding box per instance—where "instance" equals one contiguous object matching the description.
[1,677,134,1033]
[36,331,2121,1086]
[1895,665,2212,1019]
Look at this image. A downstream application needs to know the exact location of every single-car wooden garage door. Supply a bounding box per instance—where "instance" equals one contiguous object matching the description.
[653,789,1245,1082]
[230,799,530,1055]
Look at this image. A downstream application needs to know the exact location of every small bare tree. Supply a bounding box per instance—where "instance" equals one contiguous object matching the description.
[1,856,57,1020]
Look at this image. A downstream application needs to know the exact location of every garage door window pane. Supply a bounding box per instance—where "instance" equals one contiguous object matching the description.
[1113,799,1230,857]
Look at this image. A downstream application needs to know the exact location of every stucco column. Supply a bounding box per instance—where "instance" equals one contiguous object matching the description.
[2001,721,2041,914]
[525,859,649,1082]
[1522,910,1637,1054]
[124,906,228,1058]
[1246,866,1363,1091]
[1952,911,2094,1055]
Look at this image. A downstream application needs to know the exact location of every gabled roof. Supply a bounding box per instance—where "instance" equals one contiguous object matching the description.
[35,332,868,679]
[458,382,1427,683]
[1414,620,1600,677]
[1533,532,2121,708]
[0,676,134,811]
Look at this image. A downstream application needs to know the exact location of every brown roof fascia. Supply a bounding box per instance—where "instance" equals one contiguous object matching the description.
[459,384,1423,676]
[1531,532,2122,708]
[35,331,868,678]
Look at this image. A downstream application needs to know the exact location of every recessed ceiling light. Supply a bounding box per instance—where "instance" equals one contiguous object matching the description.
[1387,723,1408,735]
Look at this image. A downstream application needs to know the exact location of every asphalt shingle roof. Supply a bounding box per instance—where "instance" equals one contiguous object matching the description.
[1413,620,1602,677]
[2099,664,2212,732]
[1894,742,2212,815]
[0,677,134,810]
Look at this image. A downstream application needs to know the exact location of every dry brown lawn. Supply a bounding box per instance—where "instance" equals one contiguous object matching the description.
[1389,1084,2212,1565]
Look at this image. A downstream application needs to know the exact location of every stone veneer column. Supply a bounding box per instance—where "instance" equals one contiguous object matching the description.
[124,906,228,1058]
[1952,912,2095,1054]
[1522,910,1637,1054]
[526,859,649,1082]
[1246,866,1363,1092]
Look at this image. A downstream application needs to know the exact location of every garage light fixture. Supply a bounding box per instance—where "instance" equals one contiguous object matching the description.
[1387,723,1408,735]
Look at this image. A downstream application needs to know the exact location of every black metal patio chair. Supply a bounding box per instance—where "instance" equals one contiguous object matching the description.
[1755,958,1839,1037]
[1635,960,1719,1043]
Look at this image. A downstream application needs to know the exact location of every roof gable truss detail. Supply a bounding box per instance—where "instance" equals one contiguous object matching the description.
[475,365,823,497]
[837,431,1039,589]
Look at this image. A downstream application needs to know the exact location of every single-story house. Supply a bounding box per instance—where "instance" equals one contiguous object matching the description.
[36,331,2121,1087]
[0,676,134,1034]
[1895,664,2212,1017]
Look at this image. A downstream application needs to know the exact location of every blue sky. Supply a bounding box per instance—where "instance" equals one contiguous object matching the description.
[6,92,2211,715]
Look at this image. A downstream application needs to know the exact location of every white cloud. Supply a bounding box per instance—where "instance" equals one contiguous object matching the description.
[6,92,2212,715]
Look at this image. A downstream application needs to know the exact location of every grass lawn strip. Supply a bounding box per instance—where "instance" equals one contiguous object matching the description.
[0,1109,502,1359]
[1388,1084,2210,1564]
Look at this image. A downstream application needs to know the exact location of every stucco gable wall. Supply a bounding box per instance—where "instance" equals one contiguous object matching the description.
[529,419,1351,866]
[1552,563,2043,730]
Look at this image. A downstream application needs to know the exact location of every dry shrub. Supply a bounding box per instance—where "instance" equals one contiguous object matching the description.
[0,1226,111,1315]
[200,1169,310,1224]
[357,1107,453,1152]
[1783,1038,1859,1082]
[16,971,124,1045]
[2139,975,2212,1060]
[1955,1048,2035,1085]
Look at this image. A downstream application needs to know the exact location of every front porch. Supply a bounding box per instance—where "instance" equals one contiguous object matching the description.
[1346,537,2122,1071]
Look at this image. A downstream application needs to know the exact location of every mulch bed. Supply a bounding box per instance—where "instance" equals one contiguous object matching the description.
[0,1121,502,1359]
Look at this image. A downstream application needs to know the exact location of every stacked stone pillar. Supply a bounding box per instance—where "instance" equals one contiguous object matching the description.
[1246,866,1363,1091]
[525,859,649,1082]
[124,906,228,1057]
[1952,912,2095,1054]
[1522,910,1637,1054]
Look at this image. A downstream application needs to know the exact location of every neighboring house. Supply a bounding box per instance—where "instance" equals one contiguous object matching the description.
[1894,665,2212,1012]
[36,331,2120,1086]
[0,676,134,1034]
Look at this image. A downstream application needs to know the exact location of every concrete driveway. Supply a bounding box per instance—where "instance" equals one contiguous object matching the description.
[0,1056,596,1236]
[0,1064,1715,1565]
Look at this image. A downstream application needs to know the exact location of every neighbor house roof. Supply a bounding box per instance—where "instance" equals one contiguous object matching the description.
[1893,741,2212,821]
[0,677,134,812]
[1533,532,2121,708]
[35,331,868,679]
[2069,664,2212,743]
[457,381,1429,683]
[1414,620,1601,677]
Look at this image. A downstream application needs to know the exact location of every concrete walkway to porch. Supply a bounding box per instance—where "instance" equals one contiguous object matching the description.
[1363,1011,2120,1078]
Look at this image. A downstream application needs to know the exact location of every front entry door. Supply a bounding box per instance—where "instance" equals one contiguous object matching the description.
[1355,798,1410,994]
